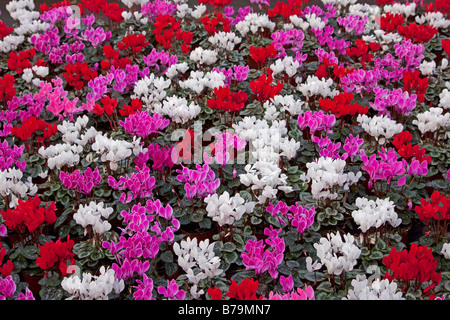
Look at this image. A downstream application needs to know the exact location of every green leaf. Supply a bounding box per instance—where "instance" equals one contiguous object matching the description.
[161,250,174,263]
[316,281,334,293]
[375,238,387,251]
[50,184,61,192]
[165,262,178,277]
[250,216,262,225]
[189,209,206,223]
[286,260,300,268]
[419,235,435,247]
[288,166,299,174]
[222,242,236,252]
[40,286,64,301]
[60,195,70,206]
[21,246,38,260]
[223,251,238,264]
[199,217,211,229]
[232,234,244,245]
[13,254,28,270]
[369,250,384,260]
[239,190,253,202]
[91,250,105,261]
[360,247,370,256]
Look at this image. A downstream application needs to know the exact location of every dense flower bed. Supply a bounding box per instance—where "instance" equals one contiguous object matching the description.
[0,0,449,301]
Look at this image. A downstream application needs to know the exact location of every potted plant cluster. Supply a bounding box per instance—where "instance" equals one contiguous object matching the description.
[0,0,449,301]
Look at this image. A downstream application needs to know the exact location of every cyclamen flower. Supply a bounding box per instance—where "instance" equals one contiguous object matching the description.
[241,226,285,279]
[442,243,450,259]
[136,143,174,173]
[250,68,283,103]
[173,237,222,291]
[351,197,402,233]
[36,236,76,277]
[337,14,367,35]
[133,274,155,300]
[412,107,450,135]
[73,201,113,235]
[226,278,263,300]
[300,157,361,200]
[370,87,418,116]
[60,167,101,195]
[119,111,169,139]
[313,232,361,276]
[0,242,14,277]
[357,114,403,145]
[359,147,407,188]
[343,134,364,161]
[0,194,56,234]
[344,275,404,300]
[154,96,201,124]
[176,163,220,199]
[61,266,124,300]
[210,132,246,166]
[207,86,248,112]
[158,279,186,300]
[383,243,441,295]
[204,191,256,226]
[108,165,156,204]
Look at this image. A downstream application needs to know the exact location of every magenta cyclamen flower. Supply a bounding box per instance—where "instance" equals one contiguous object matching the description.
[0,142,25,171]
[266,201,315,234]
[233,65,250,82]
[297,111,336,136]
[103,198,177,281]
[141,0,178,20]
[271,29,305,59]
[266,201,290,226]
[371,87,417,116]
[83,26,111,48]
[158,279,186,300]
[119,111,169,139]
[15,287,35,300]
[0,224,7,238]
[144,48,178,72]
[341,67,382,94]
[135,143,174,172]
[133,274,155,300]
[266,285,315,300]
[360,148,407,188]
[405,158,428,177]
[312,135,342,159]
[343,134,364,161]
[337,15,367,35]
[0,275,15,300]
[288,203,315,234]
[176,164,220,199]
[60,167,101,194]
[108,165,157,204]
[241,226,285,279]
[280,275,294,293]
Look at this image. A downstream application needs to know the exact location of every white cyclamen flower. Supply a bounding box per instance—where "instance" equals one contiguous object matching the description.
[314,232,361,276]
[61,266,124,300]
[351,197,402,233]
[344,275,404,300]
[204,191,256,227]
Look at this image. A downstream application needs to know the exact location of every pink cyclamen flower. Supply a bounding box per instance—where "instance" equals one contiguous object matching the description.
[133,274,155,300]
[158,279,186,300]
[119,111,169,139]
[280,275,294,293]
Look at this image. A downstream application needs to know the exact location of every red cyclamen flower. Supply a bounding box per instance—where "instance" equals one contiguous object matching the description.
[36,236,76,277]
[226,278,263,300]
